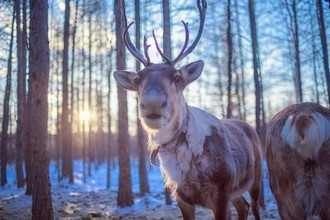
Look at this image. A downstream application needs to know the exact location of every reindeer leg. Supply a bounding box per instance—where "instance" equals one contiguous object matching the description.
[176,196,195,220]
[232,196,249,220]
[213,191,229,220]
[249,184,261,220]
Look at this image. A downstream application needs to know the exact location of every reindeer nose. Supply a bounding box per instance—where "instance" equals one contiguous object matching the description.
[140,90,167,119]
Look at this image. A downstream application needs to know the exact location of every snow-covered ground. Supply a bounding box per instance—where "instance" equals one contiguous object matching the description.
[0,159,280,219]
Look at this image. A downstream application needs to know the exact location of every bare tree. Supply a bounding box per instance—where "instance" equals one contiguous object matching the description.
[27,0,53,218]
[226,0,233,118]
[61,0,74,183]
[163,0,171,60]
[248,0,264,208]
[135,0,150,195]
[1,6,15,187]
[309,3,320,104]
[162,0,172,205]
[316,0,330,105]
[22,0,33,195]
[70,0,79,171]
[15,0,26,188]
[285,0,303,102]
[116,0,133,207]
[107,46,113,189]
[55,29,62,182]
[81,0,87,183]
[88,7,93,176]
[234,0,247,120]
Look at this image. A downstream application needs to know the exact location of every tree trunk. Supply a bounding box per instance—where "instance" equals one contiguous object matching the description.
[234,0,247,120]
[55,34,62,182]
[162,0,172,204]
[69,0,79,180]
[248,0,265,208]
[96,56,104,166]
[82,51,87,182]
[116,0,133,207]
[28,0,53,218]
[81,0,87,183]
[310,3,320,104]
[316,0,330,105]
[285,0,302,103]
[107,47,113,189]
[163,0,171,60]
[226,0,233,119]
[135,0,150,196]
[15,0,26,188]
[292,0,302,103]
[88,11,93,176]
[1,8,15,187]
[61,0,74,183]
[22,0,33,195]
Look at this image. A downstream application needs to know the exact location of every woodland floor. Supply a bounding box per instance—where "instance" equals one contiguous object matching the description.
[0,190,280,220]
[0,161,280,220]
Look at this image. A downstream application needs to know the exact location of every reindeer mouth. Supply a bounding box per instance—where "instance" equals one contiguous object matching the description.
[146,113,162,120]
[141,112,165,130]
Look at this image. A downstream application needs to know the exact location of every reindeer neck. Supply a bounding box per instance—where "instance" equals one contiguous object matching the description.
[148,100,189,151]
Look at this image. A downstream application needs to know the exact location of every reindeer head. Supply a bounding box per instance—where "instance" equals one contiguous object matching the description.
[114,0,207,131]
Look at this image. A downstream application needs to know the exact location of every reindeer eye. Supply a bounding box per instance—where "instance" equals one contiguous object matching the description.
[174,74,182,83]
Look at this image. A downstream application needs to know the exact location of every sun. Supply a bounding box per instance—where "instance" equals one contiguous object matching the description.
[79,110,90,122]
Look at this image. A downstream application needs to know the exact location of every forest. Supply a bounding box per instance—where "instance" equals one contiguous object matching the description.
[0,0,329,219]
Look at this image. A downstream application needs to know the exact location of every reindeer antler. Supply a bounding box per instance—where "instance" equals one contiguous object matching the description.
[121,0,207,66]
[152,0,207,65]
[121,0,151,66]
[123,22,151,66]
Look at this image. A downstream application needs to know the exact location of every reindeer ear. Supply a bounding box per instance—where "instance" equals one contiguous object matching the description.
[113,70,138,91]
[179,60,204,86]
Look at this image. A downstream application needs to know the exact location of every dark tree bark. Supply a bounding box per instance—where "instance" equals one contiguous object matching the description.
[248,0,265,208]
[88,10,93,176]
[1,7,15,187]
[69,0,79,172]
[316,0,330,104]
[226,0,233,119]
[234,0,247,120]
[116,0,133,207]
[82,48,87,182]
[28,0,53,218]
[80,0,87,183]
[61,0,74,183]
[22,0,33,195]
[163,0,171,60]
[107,47,113,189]
[292,0,302,103]
[135,0,150,195]
[162,0,172,204]
[285,0,303,103]
[15,0,26,188]
[209,3,225,118]
[310,3,320,104]
[55,33,62,182]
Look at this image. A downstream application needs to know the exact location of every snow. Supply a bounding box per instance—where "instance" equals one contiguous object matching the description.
[0,159,280,219]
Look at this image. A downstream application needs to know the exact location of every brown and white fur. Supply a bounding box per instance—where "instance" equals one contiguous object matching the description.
[265,102,330,220]
[114,61,262,220]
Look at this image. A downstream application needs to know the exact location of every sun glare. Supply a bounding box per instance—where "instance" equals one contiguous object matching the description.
[79,110,90,122]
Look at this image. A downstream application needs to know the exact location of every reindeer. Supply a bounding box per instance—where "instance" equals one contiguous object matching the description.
[114,0,261,219]
[265,102,330,220]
